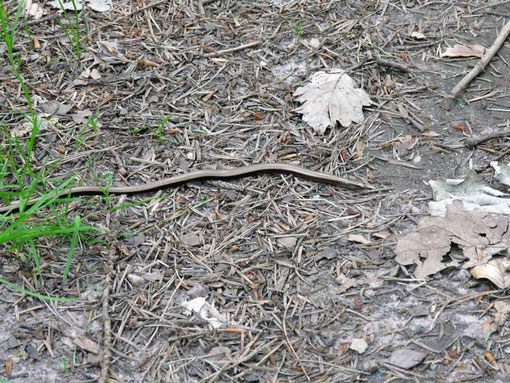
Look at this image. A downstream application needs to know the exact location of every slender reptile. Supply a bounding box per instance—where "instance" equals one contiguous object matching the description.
[0,163,371,214]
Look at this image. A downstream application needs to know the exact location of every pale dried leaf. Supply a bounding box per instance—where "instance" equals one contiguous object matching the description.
[73,336,100,354]
[294,69,372,133]
[441,44,485,58]
[349,338,368,353]
[396,203,510,279]
[181,297,226,329]
[308,38,321,49]
[48,0,84,10]
[389,349,427,369]
[482,319,498,340]
[71,109,93,124]
[428,170,510,217]
[494,300,510,325]
[410,31,426,40]
[491,161,510,187]
[336,275,360,293]
[88,0,112,12]
[348,234,371,245]
[471,257,510,289]
[90,69,102,80]
[277,236,297,248]
[23,0,44,19]
[181,232,201,246]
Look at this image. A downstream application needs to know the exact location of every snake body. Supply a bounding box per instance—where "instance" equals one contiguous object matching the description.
[0,163,370,213]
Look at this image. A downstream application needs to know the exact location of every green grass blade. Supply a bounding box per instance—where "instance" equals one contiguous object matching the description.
[0,276,77,302]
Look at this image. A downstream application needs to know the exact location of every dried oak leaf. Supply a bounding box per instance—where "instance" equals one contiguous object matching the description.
[293,70,372,133]
[396,202,510,279]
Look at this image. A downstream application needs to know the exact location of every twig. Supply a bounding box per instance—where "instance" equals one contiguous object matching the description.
[26,14,58,26]
[464,129,510,148]
[449,20,510,98]
[202,41,260,58]
[375,57,410,72]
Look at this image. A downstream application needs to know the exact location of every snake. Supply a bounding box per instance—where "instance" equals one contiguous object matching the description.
[0,163,371,213]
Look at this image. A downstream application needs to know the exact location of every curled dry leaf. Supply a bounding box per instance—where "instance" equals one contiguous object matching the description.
[293,69,372,134]
[441,44,485,58]
[181,297,226,329]
[471,257,510,289]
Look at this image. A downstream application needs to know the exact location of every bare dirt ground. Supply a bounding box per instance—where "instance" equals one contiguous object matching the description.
[1,0,510,382]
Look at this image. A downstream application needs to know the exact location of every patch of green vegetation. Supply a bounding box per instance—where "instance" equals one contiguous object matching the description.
[0,1,99,301]
[56,0,84,59]
[130,114,177,143]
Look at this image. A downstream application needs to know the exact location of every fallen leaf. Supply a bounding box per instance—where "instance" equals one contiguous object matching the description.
[294,69,372,133]
[389,348,427,369]
[396,202,510,279]
[90,69,101,80]
[410,31,426,40]
[482,319,498,340]
[336,275,360,293]
[349,338,368,354]
[491,161,510,187]
[182,297,226,329]
[71,109,93,124]
[308,38,321,49]
[24,0,44,19]
[373,231,391,239]
[88,0,112,12]
[428,170,510,217]
[348,234,371,245]
[180,232,201,246]
[441,44,485,58]
[97,40,128,63]
[277,236,297,248]
[471,257,510,289]
[73,336,99,354]
[48,0,84,11]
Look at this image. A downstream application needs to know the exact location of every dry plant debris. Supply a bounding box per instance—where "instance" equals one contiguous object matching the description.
[396,202,510,285]
[441,44,486,58]
[1,0,510,381]
[293,69,372,133]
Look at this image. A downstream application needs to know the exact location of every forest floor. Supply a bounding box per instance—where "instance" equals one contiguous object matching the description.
[1,0,510,382]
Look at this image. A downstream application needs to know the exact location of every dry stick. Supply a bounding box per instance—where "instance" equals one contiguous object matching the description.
[449,20,510,99]
[375,57,410,72]
[202,41,260,58]
[464,129,510,148]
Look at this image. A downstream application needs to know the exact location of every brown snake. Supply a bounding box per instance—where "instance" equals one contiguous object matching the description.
[0,163,371,213]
